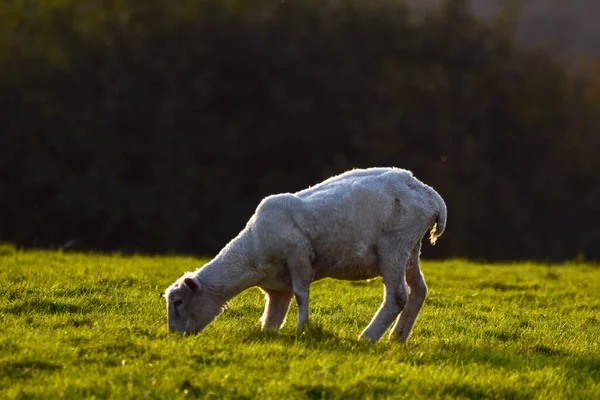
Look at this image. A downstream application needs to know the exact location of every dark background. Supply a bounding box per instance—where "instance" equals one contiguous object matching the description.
[412,0,600,58]
[1,0,599,261]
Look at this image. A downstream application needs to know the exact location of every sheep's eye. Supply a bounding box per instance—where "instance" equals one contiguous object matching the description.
[173,299,183,307]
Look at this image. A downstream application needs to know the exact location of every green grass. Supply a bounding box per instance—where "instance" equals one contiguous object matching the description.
[0,245,599,399]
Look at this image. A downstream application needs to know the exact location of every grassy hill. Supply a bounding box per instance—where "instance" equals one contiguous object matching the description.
[1,247,599,399]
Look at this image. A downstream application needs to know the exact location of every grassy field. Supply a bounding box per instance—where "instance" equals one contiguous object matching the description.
[0,245,599,399]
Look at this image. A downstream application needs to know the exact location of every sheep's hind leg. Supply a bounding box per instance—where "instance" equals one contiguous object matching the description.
[359,239,410,342]
[287,253,315,333]
[389,242,428,343]
[260,289,293,331]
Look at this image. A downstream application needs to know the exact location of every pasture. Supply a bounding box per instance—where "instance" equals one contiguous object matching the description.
[0,246,598,399]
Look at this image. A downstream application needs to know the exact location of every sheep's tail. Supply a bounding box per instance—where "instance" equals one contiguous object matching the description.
[429,189,447,246]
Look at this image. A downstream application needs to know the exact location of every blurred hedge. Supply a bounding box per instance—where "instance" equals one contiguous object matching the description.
[0,0,598,261]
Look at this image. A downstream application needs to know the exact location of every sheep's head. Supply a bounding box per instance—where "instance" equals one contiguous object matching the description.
[164,273,225,335]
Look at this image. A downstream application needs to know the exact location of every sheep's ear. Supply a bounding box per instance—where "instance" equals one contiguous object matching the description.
[183,277,201,292]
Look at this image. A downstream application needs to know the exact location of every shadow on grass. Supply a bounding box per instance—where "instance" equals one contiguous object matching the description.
[428,341,600,382]
[238,323,391,355]
[47,278,139,298]
[178,379,252,399]
[292,381,397,400]
[77,340,149,358]
[172,322,600,388]
[177,377,397,399]
[2,299,82,315]
[223,303,263,320]
[295,372,406,399]
[436,382,525,400]
[52,316,95,328]
[531,343,566,356]
[482,329,520,342]
[0,360,62,380]
[570,357,600,383]
[476,282,540,291]
[190,354,232,367]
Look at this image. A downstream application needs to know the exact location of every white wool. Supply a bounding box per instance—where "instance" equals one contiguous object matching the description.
[165,167,446,342]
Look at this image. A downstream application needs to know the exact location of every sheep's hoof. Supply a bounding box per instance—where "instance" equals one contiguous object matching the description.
[261,324,281,332]
[388,335,408,344]
[296,327,307,336]
[358,333,378,343]
[261,329,281,336]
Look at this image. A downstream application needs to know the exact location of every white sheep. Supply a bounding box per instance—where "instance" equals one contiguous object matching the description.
[165,167,446,342]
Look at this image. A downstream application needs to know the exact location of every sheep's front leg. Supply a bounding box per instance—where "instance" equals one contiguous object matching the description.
[287,254,314,333]
[389,242,428,343]
[260,289,293,331]
[359,242,410,342]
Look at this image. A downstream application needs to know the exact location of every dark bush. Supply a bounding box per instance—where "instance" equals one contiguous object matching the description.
[0,0,598,261]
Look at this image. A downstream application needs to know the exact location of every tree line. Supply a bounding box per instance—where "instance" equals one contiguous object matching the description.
[1,0,598,261]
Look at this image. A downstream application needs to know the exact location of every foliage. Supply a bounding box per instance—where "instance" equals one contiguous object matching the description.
[1,250,599,398]
[0,0,598,260]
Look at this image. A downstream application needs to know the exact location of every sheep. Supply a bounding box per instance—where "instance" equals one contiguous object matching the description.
[164,167,447,342]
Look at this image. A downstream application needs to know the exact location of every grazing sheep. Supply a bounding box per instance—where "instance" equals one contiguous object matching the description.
[165,167,446,342]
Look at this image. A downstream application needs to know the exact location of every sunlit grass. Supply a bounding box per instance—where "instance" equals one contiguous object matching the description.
[1,246,598,399]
